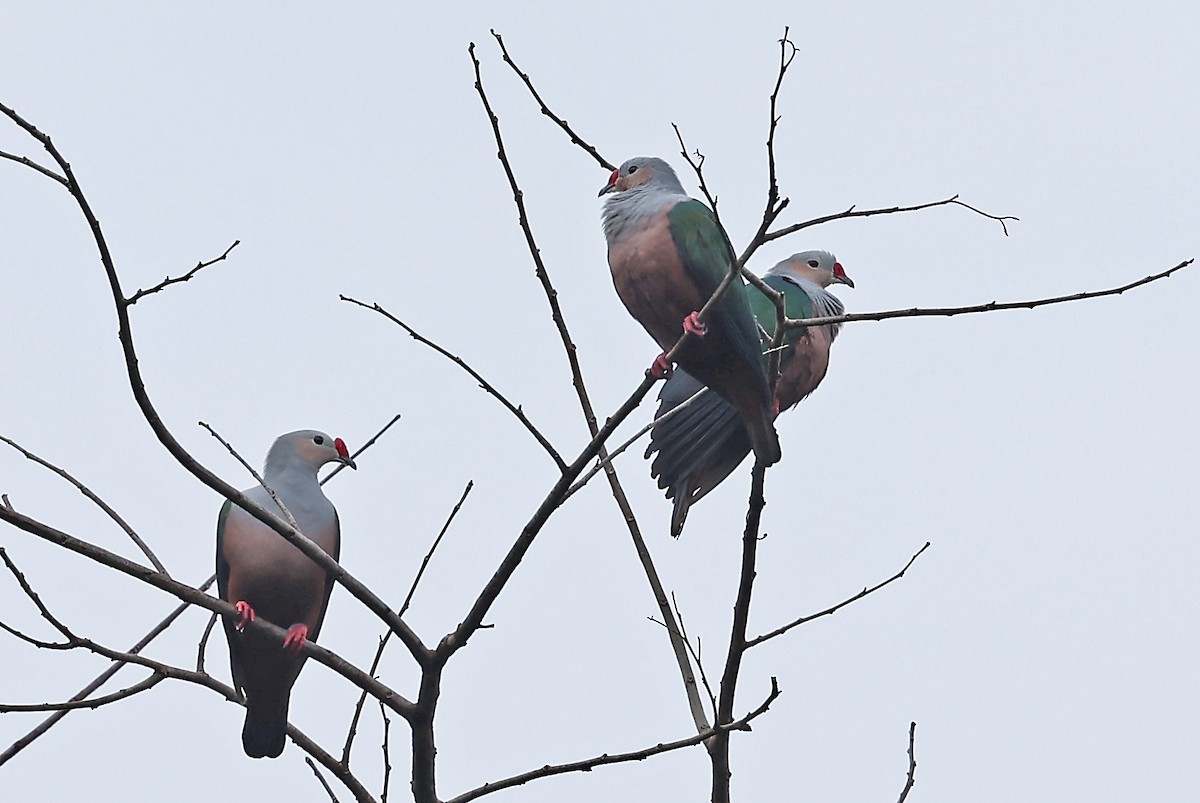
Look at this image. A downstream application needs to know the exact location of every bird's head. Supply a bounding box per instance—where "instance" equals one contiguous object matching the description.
[268,430,357,474]
[769,250,854,289]
[598,156,683,196]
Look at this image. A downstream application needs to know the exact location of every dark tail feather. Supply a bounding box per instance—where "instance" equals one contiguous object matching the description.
[242,696,289,759]
[648,370,758,536]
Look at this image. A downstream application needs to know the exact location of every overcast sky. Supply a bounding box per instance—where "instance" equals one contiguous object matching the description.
[2,3,1197,802]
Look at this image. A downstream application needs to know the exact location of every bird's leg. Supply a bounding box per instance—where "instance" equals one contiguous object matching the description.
[282,624,309,653]
[682,311,708,337]
[233,601,256,632]
[647,353,673,380]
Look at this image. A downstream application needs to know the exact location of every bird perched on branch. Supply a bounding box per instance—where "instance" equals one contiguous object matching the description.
[216,429,355,758]
[600,156,781,466]
[646,251,853,536]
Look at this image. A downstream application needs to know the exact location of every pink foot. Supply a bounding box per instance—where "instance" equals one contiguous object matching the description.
[283,624,309,653]
[646,353,673,380]
[683,311,707,337]
[234,601,256,632]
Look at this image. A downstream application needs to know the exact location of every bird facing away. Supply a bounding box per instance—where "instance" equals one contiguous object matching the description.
[646,251,853,536]
[216,429,356,758]
[600,156,781,466]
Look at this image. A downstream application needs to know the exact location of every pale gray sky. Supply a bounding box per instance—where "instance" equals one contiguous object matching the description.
[2,3,1197,802]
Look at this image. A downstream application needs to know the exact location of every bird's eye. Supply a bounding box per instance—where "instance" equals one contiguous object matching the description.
[628,165,639,174]
[313,435,325,445]
[807,260,820,268]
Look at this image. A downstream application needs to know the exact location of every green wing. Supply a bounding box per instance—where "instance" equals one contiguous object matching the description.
[748,274,816,346]
[666,200,765,375]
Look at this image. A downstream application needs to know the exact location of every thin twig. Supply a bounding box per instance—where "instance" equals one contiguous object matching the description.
[339,297,566,472]
[670,592,717,713]
[489,30,614,171]
[0,547,75,641]
[125,240,241,305]
[673,125,720,221]
[743,194,1017,265]
[444,678,781,803]
[198,421,299,530]
[340,480,474,767]
[322,414,403,486]
[196,612,218,673]
[748,542,930,647]
[897,722,918,803]
[379,701,393,803]
[0,148,68,186]
[306,757,344,803]
[0,573,216,766]
[780,260,1193,331]
[0,434,170,575]
[0,674,165,712]
[401,480,474,617]
[0,504,417,719]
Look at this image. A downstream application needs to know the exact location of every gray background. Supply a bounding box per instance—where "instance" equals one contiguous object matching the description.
[2,2,1197,801]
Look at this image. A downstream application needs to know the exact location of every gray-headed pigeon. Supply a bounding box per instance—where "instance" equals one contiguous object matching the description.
[646,251,853,536]
[600,156,781,466]
[216,429,355,758]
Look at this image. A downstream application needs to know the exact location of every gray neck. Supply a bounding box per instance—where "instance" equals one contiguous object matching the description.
[602,185,686,244]
[776,273,847,341]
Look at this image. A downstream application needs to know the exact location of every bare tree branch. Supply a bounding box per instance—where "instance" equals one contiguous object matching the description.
[198,420,300,530]
[897,722,918,803]
[321,414,403,486]
[709,461,769,803]
[444,678,781,803]
[306,756,344,803]
[0,505,417,719]
[489,30,614,171]
[339,297,566,472]
[196,612,219,673]
[742,194,1016,265]
[0,573,217,765]
[470,40,712,735]
[0,98,429,664]
[673,124,721,221]
[379,701,394,803]
[0,434,170,575]
[781,259,1193,331]
[748,542,931,648]
[1,415,387,765]
[0,147,67,185]
[125,240,241,306]
[563,384,711,499]
[341,480,474,768]
[0,673,165,712]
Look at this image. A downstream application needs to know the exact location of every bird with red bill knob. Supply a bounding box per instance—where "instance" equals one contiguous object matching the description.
[599,156,781,467]
[216,429,355,758]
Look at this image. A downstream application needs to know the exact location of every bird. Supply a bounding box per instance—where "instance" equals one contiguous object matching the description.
[216,429,355,758]
[645,251,853,536]
[600,156,781,466]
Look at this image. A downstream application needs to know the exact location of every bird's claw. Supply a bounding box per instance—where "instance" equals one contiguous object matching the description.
[234,601,256,631]
[683,311,707,337]
[647,353,673,380]
[283,624,309,653]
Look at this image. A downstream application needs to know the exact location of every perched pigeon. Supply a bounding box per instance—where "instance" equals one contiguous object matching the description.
[600,156,781,466]
[216,430,355,758]
[647,251,853,536]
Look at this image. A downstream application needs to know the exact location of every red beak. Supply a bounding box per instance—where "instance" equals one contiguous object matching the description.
[598,168,620,196]
[333,437,357,469]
